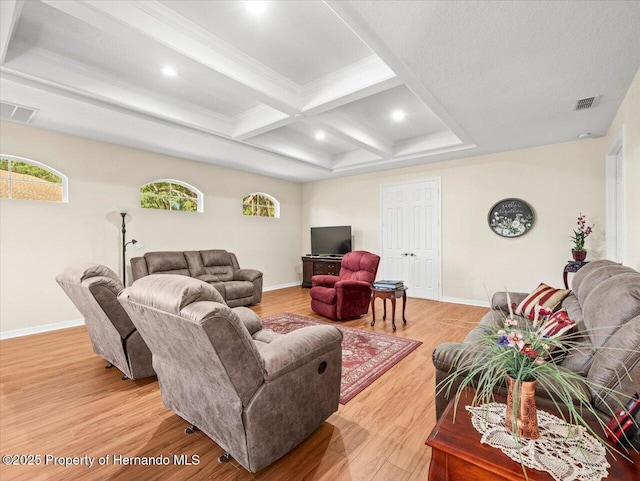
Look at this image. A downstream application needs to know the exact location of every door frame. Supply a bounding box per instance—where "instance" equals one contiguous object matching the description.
[605,126,625,263]
[379,177,442,300]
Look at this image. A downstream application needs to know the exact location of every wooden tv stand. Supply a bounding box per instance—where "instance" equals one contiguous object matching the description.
[301,256,342,288]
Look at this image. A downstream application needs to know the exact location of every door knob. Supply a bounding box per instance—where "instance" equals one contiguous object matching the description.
[410,253,416,256]
[401,253,408,256]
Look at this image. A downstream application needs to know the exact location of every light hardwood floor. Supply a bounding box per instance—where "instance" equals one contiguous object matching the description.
[0,287,488,481]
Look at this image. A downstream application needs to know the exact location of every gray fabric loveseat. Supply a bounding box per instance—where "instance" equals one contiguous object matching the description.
[118,274,343,473]
[131,249,262,307]
[432,260,640,421]
[56,263,155,380]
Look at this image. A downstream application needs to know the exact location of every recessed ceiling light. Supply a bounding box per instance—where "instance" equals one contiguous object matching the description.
[391,110,406,122]
[577,133,591,139]
[245,1,267,15]
[315,131,326,141]
[162,66,178,77]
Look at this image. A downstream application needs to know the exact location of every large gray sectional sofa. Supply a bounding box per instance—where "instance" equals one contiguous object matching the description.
[131,249,262,307]
[432,260,640,421]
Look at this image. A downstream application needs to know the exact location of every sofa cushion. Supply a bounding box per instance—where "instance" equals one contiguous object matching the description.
[577,264,636,305]
[570,260,618,301]
[309,286,337,304]
[145,252,190,276]
[515,283,570,318]
[582,273,640,348]
[225,281,255,300]
[561,294,583,324]
[587,315,640,414]
[122,274,225,314]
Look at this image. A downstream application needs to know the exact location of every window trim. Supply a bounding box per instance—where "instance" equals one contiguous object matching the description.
[0,154,68,203]
[140,178,204,213]
[242,192,280,218]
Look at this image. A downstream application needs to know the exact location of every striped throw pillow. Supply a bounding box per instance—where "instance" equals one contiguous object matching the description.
[515,283,570,319]
[540,309,576,338]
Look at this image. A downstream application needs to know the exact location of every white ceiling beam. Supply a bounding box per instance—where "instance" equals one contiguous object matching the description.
[232,105,294,141]
[332,142,477,173]
[301,55,403,114]
[1,72,332,175]
[394,130,463,157]
[326,0,474,147]
[244,133,334,170]
[311,110,394,157]
[2,43,234,136]
[41,0,301,115]
[0,0,24,65]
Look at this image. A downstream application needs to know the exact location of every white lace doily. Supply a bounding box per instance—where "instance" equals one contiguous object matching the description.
[465,403,610,481]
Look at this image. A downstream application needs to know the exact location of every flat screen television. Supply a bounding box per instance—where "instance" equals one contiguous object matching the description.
[311,225,352,256]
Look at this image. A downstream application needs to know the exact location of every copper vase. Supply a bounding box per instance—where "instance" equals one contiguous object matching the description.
[505,376,539,439]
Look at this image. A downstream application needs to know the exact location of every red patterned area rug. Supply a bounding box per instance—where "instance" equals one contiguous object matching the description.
[261,313,422,404]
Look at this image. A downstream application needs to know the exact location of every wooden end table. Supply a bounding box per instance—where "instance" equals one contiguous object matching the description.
[370,286,407,331]
[425,389,639,481]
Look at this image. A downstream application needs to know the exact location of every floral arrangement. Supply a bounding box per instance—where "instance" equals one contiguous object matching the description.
[438,295,636,454]
[491,212,533,237]
[570,213,594,252]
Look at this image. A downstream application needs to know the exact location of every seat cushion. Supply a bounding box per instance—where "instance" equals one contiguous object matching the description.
[225,281,255,300]
[309,286,337,304]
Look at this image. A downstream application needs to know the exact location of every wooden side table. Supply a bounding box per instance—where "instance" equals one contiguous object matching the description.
[426,389,639,481]
[370,286,407,331]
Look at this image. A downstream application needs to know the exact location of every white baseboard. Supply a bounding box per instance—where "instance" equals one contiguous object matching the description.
[440,296,491,308]
[1,318,85,340]
[263,281,301,292]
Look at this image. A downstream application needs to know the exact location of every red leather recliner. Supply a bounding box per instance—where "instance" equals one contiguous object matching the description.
[310,251,381,321]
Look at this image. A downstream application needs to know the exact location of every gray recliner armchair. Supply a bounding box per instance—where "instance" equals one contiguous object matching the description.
[118,274,343,473]
[56,263,154,380]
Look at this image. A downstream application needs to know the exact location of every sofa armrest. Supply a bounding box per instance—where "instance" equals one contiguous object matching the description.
[232,306,262,336]
[335,280,372,291]
[130,257,148,281]
[234,268,262,282]
[491,291,529,311]
[261,325,343,381]
[312,275,340,288]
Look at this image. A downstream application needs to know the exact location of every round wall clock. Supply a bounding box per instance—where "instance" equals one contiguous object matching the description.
[488,198,535,238]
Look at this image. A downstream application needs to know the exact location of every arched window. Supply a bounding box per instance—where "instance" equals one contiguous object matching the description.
[140,179,203,212]
[0,155,67,202]
[242,192,280,218]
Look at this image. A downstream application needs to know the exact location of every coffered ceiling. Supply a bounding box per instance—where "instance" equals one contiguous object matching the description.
[1,1,639,182]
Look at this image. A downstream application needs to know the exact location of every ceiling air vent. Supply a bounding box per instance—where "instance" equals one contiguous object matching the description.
[574,96,600,111]
[0,101,38,124]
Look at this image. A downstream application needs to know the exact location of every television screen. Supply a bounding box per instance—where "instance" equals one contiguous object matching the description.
[311,226,352,256]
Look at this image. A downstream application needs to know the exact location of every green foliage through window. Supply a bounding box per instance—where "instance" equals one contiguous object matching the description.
[1,157,64,202]
[140,180,200,212]
[242,193,279,218]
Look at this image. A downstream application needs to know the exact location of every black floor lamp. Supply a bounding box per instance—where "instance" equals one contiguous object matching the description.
[120,212,143,286]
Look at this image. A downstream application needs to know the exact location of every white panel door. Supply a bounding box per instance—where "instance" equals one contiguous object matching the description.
[381,179,441,300]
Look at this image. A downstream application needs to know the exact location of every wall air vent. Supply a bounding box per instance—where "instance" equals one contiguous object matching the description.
[0,101,38,124]
[574,96,600,111]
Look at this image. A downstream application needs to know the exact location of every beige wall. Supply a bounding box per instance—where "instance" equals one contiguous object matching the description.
[302,139,609,304]
[604,67,640,270]
[0,122,302,334]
